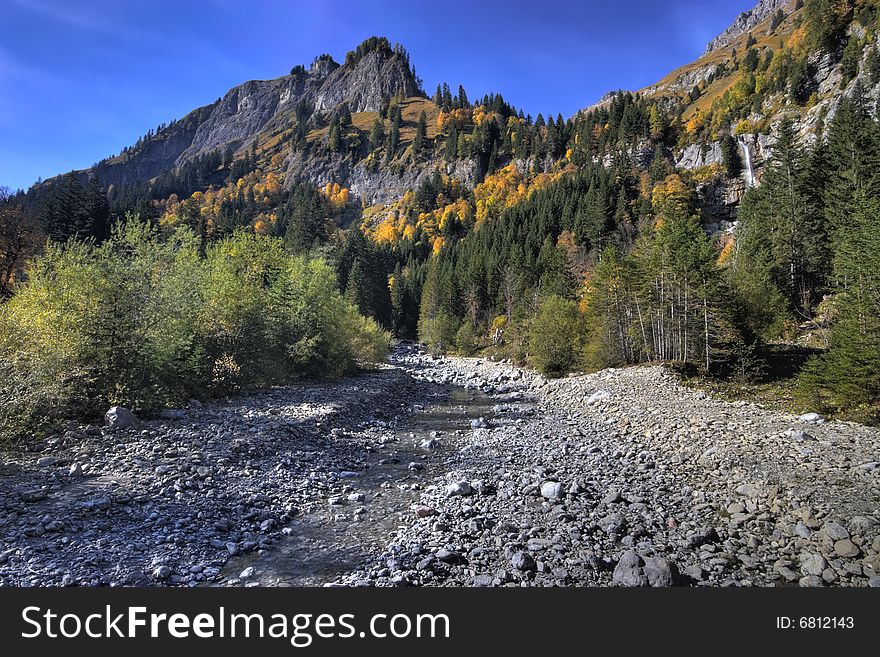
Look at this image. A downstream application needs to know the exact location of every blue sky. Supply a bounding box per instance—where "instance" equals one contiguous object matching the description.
[0,0,757,191]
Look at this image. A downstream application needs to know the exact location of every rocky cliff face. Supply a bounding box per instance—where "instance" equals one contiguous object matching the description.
[313,50,421,113]
[91,103,217,189]
[705,0,793,53]
[80,40,422,191]
[286,151,478,206]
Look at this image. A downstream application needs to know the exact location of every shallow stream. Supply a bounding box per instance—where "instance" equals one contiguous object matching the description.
[219,385,495,586]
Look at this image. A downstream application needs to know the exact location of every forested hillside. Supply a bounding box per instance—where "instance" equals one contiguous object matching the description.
[3,0,880,435]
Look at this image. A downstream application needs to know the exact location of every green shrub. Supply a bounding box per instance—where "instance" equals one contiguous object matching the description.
[0,223,204,416]
[418,309,459,355]
[0,221,388,435]
[454,322,480,356]
[528,295,584,377]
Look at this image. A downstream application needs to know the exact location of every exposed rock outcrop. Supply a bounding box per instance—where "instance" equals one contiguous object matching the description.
[285,152,478,206]
[706,0,793,53]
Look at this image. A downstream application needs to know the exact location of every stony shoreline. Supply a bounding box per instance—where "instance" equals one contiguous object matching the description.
[338,348,880,587]
[1,345,878,587]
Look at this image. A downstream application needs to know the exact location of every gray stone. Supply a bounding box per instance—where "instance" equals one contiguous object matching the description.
[36,456,59,467]
[833,539,860,558]
[472,480,495,496]
[799,575,824,587]
[798,413,824,424]
[775,565,801,583]
[687,526,719,549]
[105,406,138,430]
[794,521,812,539]
[436,548,463,564]
[822,522,850,541]
[415,557,435,571]
[510,551,536,572]
[735,483,764,499]
[683,564,705,582]
[413,505,438,518]
[799,553,827,577]
[602,490,623,505]
[446,481,474,497]
[153,566,172,580]
[471,574,494,587]
[612,551,648,587]
[540,481,564,501]
[848,516,876,536]
[598,513,627,535]
[643,557,676,587]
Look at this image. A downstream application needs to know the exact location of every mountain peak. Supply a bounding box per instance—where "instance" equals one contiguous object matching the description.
[706,0,794,53]
[309,53,340,79]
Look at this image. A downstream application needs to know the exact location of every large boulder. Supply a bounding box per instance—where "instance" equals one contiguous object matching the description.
[105,406,138,430]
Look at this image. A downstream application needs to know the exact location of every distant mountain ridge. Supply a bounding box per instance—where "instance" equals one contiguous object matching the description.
[85,37,421,191]
[27,1,880,215]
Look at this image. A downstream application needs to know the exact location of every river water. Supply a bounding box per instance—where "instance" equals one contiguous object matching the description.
[218,385,496,586]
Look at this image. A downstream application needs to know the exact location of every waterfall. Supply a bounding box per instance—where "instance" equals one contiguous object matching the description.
[739,136,755,189]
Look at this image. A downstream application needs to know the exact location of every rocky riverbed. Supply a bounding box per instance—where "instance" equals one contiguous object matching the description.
[1,345,878,587]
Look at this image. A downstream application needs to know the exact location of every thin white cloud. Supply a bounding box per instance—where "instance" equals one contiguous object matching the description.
[10,0,165,45]
[10,0,255,79]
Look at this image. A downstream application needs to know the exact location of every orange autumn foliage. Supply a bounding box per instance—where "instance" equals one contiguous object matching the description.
[321,182,351,208]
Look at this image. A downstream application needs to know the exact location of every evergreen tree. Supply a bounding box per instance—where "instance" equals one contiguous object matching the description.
[823,95,880,280]
[413,110,428,155]
[445,125,458,160]
[281,184,329,253]
[369,117,385,151]
[41,173,89,241]
[800,191,880,416]
[841,36,862,85]
[83,176,111,241]
[738,118,829,314]
[337,104,352,127]
[385,104,401,159]
[720,133,742,179]
[442,83,453,109]
[328,114,342,152]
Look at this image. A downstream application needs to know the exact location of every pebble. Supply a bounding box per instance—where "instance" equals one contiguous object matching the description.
[540,481,564,501]
[446,481,474,497]
[612,551,648,587]
[510,551,536,572]
[153,566,172,580]
[833,539,860,558]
